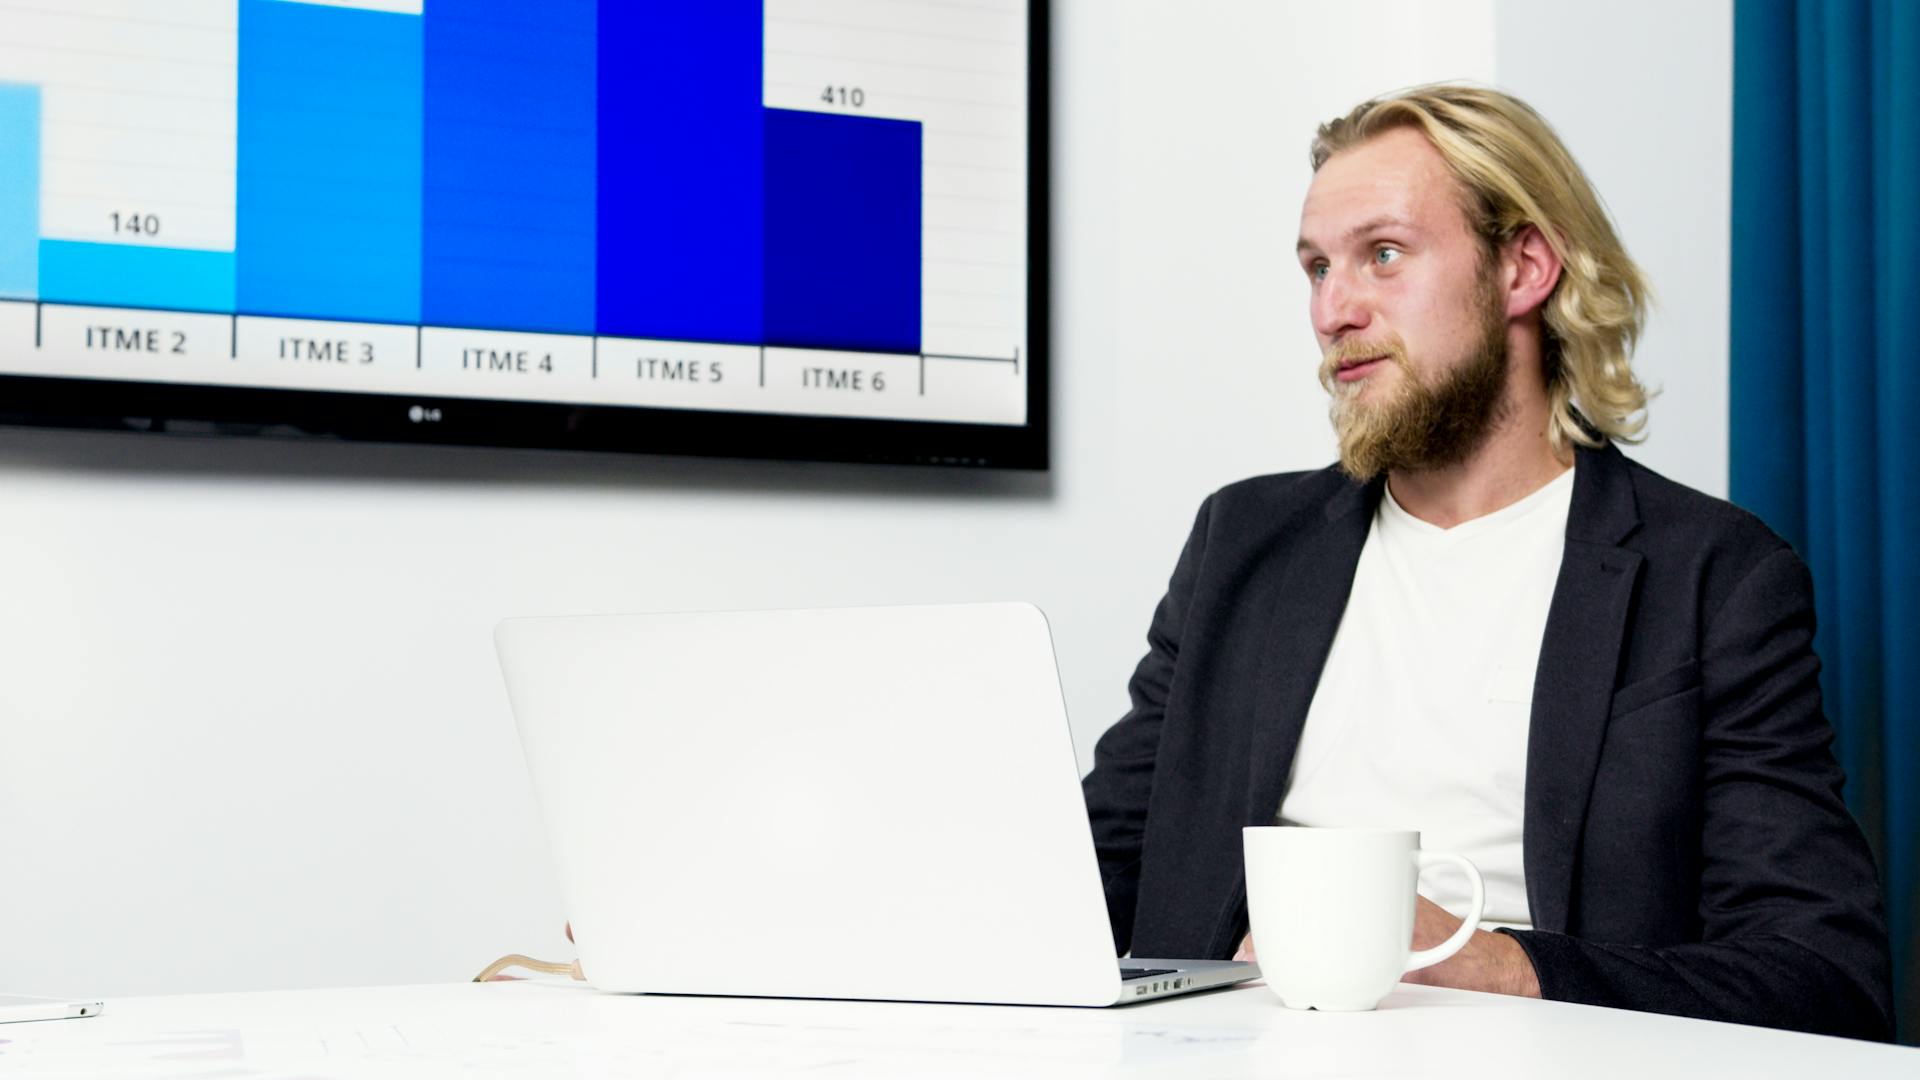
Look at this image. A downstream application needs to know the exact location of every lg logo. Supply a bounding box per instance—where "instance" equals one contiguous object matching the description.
[407,405,443,423]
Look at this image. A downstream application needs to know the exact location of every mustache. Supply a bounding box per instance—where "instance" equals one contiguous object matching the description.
[1317,337,1409,392]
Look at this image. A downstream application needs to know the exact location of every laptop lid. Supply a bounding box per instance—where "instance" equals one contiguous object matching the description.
[496,602,1128,1006]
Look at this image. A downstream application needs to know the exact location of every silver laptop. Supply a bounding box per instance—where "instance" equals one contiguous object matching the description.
[495,601,1257,1007]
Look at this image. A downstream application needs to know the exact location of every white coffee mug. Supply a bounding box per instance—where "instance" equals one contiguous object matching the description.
[1242,826,1485,1011]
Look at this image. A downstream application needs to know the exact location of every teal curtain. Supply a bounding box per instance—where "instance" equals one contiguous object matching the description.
[1731,0,1918,1043]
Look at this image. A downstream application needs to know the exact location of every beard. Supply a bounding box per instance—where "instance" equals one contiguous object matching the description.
[1317,275,1511,483]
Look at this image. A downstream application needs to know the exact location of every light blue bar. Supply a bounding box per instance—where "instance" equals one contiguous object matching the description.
[236,0,422,324]
[38,239,237,313]
[0,82,38,300]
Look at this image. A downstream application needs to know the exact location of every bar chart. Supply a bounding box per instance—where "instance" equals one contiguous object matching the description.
[0,0,1030,427]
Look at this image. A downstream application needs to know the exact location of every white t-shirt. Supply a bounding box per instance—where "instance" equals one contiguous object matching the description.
[1276,466,1575,929]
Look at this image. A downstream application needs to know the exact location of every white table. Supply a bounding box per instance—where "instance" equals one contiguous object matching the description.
[3,978,1911,1078]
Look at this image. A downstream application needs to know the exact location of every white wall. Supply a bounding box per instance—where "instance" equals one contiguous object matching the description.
[0,0,1727,999]
[1497,0,1733,496]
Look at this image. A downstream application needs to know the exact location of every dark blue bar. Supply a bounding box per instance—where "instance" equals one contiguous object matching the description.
[422,0,596,334]
[763,109,921,354]
[596,2,763,343]
[236,0,422,324]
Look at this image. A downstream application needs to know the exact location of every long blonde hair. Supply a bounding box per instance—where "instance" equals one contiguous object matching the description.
[1311,84,1652,450]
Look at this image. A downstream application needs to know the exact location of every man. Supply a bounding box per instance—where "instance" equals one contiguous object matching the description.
[1080,84,1893,1040]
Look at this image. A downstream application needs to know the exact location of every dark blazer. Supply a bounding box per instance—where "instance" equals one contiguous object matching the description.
[1082,442,1893,1040]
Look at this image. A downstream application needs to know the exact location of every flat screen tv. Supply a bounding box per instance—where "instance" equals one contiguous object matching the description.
[0,0,1047,469]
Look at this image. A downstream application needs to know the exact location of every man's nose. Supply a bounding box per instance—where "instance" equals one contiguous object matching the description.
[1312,266,1372,340]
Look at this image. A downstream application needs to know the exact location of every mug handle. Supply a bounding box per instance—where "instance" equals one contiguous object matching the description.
[1402,851,1485,973]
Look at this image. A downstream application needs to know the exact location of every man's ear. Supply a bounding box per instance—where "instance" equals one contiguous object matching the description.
[1501,225,1562,320]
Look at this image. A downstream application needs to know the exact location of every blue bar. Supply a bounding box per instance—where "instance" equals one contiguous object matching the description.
[422,0,596,334]
[596,3,763,343]
[0,83,37,300]
[236,0,422,324]
[38,240,236,312]
[763,109,922,354]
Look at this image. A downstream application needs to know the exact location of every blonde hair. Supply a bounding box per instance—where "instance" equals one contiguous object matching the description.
[1311,84,1652,450]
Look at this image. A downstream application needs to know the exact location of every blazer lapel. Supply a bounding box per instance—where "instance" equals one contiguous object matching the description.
[1244,476,1378,827]
[1205,473,1376,956]
[1523,443,1643,933]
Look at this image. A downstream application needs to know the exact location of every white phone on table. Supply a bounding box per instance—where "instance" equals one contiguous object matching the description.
[0,994,104,1023]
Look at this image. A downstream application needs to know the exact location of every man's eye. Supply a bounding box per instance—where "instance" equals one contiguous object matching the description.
[1310,263,1328,282]
[1374,247,1401,266]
